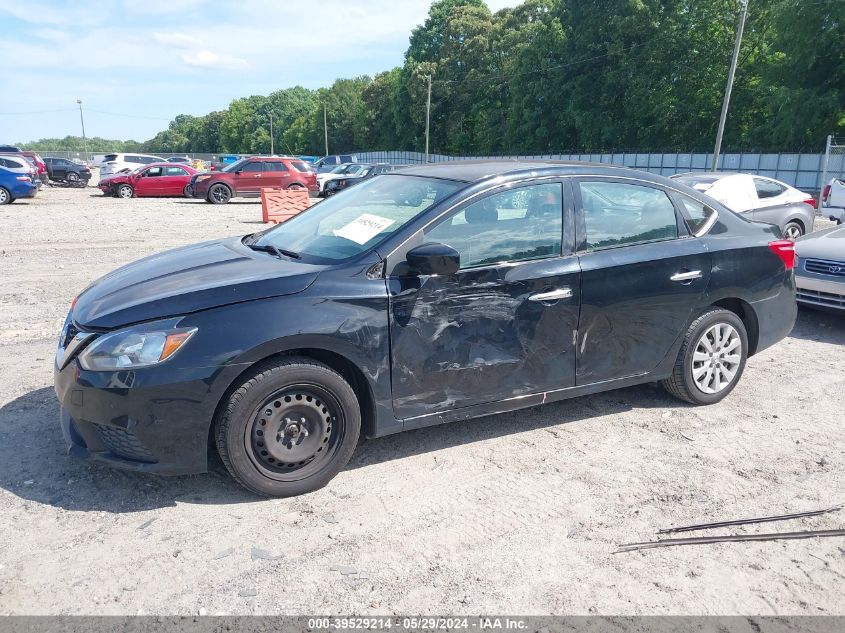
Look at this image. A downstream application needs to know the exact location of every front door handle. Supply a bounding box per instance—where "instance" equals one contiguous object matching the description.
[529,287,573,302]
[670,270,702,282]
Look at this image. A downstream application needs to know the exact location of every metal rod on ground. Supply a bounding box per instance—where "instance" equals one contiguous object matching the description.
[819,134,832,208]
[618,529,845,553]
[712,0,749,173]
[658,505,843,534]
[425,74,432,163]
[269,113,274,155]
[76,99,88,160]
[323,104,329,157]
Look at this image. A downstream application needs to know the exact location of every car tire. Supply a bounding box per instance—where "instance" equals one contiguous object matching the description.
[207,183,232,204]
[183,184,193,198]
[67,172,80,185]
[661,308,748,406]
[287,183,305,190]
[0,187,10,205]
[215,357,361,497]
[783,221,804,240]
[117,184,134,199]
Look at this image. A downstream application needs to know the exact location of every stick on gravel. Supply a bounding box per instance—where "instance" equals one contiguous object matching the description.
[657,505,842,534]
[617,528,845,553]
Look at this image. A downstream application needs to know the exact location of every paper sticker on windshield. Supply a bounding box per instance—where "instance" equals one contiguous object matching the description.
[334,214,395,245]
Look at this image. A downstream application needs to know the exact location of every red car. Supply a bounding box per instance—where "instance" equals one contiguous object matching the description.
[189,156,318,204]
[98,162,198,198]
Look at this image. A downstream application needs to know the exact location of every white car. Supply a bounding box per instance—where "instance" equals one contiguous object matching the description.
[671,172,816,239]
[821,178,845,222]
[0,155,37,181]
[100,153,165,177]
[316,163,368,195]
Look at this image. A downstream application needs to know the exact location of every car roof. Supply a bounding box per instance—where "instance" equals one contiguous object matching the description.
[393,159,665,184]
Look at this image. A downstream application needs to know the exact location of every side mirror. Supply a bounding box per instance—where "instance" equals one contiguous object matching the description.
[405,243,460,276]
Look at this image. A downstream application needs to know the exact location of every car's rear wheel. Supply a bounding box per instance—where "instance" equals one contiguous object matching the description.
[661,308,748,405]
[0,187,10,205]
[208,183,232,204]
[783,221,803,240]
[117,184,134,199]
[215,358,361,497]
[67,172,79,184]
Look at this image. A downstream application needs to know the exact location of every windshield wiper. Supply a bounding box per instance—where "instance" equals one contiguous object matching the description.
[246,243,301,259]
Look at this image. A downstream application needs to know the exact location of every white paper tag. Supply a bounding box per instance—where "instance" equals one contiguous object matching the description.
[334,213,395,245]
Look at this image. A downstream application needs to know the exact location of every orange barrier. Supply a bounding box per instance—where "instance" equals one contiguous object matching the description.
[260,188,313,224]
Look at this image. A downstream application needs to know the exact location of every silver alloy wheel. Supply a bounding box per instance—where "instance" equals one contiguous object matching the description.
[691,322,742,394]
[0,188,8,204]
[67,172,79,182]
[118,185,133,198]
[783,223,802,240]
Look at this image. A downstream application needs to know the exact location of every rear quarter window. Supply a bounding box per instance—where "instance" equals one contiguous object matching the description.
[290,161,311,172]
[677,195,718,235]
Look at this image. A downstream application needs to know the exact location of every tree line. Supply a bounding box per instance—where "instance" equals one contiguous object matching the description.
[23,0,845,156]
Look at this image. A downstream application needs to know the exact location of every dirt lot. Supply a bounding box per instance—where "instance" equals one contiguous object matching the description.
[0,183,843,616]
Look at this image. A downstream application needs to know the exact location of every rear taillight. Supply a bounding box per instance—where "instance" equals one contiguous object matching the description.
[803,197,817,209]
[822,185,831,202]
[769,240,795,270]
[16,175,30,182]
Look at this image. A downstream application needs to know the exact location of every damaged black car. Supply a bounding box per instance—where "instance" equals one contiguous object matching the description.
[55,161,797,497]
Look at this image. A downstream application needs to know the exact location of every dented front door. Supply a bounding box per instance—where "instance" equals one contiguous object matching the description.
[387,180,580,420]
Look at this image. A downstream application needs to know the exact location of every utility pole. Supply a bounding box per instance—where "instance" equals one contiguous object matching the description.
[819,134,832,209]
[323,104,329,156]
[76,99,88,159]
[424,74,432,163]
[269,112,274,155]
[712,0,749,172]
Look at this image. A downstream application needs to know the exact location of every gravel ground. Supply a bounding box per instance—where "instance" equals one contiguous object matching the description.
[0,184,843,616]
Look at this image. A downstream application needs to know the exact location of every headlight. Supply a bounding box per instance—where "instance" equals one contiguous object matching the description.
[78,325,197,371]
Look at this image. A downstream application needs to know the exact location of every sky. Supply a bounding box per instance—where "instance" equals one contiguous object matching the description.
[0,0,518,145]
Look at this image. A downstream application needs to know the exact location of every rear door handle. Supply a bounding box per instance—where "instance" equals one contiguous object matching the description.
[670,270,702,282]
[529,287,573,302]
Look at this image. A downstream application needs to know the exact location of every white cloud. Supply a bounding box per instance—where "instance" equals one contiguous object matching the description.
[182,50,249,71]
[152,32,202,49]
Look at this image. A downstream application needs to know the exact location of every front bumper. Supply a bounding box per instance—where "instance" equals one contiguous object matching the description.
[54,338,219,476]
[796,271,845,311]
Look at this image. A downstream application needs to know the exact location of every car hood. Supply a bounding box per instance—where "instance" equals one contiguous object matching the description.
[795,225,845,262]
[73,236,322,329]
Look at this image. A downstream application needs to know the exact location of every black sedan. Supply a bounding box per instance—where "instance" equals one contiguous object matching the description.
[324,163,396,196]
[44,157,91,186]
[54,161,797,497]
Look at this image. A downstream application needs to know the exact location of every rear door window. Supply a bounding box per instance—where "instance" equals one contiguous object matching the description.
[164,166,187,176]
[753,178,786,199]
[264,161,288,172]
[578,181,678,250]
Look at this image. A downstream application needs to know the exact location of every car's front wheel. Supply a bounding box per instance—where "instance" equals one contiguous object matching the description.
[116,184,134,199]
[207,183,232,204]
[662,308,748,405]
[215,358,361,497]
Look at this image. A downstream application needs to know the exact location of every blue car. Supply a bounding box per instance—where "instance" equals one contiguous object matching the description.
[0,166,38,204]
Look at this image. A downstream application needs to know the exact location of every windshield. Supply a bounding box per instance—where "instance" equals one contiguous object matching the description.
[345,164,366,174]
[252,175,461,263]
[221,158,249,173]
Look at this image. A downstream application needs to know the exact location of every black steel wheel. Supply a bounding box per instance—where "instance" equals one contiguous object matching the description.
[215,357,360,497]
